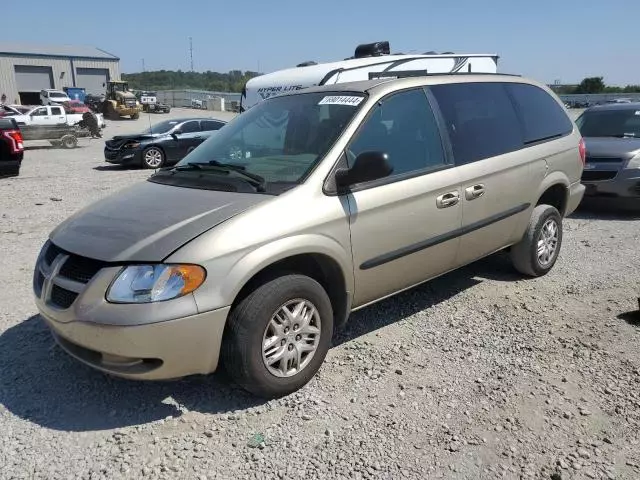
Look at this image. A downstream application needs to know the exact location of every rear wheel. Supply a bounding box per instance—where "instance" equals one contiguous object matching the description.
[131,112,140,120]
[60,134,77,149]
[510,204,563,277]
[222,274,333,398]
[142,146,165,169]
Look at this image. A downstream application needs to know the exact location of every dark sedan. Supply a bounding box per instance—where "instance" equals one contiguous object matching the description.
[104,117,227,169]
[576,103,640,210]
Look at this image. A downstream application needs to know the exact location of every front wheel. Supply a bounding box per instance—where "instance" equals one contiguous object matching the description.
[131,113,140,120]
[510,204,563,277]
[222,274,333,398]
[142,146,165,169]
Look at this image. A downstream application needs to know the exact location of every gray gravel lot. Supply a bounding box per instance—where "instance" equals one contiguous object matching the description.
[1,108,639,480]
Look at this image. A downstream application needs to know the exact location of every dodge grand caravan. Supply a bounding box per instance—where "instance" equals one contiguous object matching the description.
[33,73,585,398]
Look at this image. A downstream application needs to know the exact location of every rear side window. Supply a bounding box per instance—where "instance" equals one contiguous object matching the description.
[180,120,200,133]
[430,82,523,165]
[201,120,225,131]
[50,107,62,115]
[505,83,573,144]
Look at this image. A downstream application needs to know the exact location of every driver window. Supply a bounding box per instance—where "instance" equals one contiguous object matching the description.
[33,108,48,116]
[347,88,446,177]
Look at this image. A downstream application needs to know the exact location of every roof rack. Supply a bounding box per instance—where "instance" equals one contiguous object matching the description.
[368,70,521,80]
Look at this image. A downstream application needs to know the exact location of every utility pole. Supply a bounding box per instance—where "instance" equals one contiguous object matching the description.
[189,37,194,71]
[142,58,145,72]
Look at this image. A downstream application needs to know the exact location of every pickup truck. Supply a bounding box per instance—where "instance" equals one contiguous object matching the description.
[12,105,105,128]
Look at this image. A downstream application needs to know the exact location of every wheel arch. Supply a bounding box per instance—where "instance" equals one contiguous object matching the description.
[535,173,570,216]
[217,236,354,331]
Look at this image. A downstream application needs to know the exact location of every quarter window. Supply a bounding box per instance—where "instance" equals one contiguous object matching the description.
[430,82,523,165]
[505,83,573,144]
[348,88,446,177]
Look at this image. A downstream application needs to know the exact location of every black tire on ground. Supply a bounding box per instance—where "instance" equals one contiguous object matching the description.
[141,146,165,169]
[131,113,140,120]
[222,274,334,398]
[510,204,563,277]
[60,134,78,149]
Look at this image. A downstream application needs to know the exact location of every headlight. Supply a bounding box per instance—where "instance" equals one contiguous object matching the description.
[627,154,640,169]
[124,141,141,149]
[107,264,206,303]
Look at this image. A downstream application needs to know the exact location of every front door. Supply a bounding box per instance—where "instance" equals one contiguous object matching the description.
[30,107,55,125]
[344,88,463,307]
[172,120,202,161]
[428,81,540,266]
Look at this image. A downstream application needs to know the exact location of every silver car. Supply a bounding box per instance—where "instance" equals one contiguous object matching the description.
[33,74,585,398]
[575,103,640,210]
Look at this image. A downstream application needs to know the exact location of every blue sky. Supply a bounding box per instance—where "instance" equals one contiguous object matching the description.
[5,0,640,85]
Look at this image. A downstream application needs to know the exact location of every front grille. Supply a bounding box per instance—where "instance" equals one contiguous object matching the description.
[582,170,617,182]
[33,270,44,297]
[59,254,107,284]
[44,242,62,265]
[51,285,78,309]
[585,156,624,164]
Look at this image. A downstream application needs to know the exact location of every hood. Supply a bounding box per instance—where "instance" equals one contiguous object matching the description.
[584,137,640,160]
[49,181,270,262]
[106,133,159,148]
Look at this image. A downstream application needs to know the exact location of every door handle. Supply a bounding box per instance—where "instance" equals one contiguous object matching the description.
[464,184,485,200]
[436,191,460,208]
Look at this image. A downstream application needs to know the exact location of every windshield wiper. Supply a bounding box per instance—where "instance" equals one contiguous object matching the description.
[173,161,267,192]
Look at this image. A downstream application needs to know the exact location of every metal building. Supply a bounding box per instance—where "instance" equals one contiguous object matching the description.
[0,42,120,105]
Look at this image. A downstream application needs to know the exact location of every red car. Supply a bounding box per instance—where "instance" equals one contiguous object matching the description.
[63,101,91,114]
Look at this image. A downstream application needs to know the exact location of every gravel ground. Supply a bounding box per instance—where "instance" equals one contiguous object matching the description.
[1,108,639,480]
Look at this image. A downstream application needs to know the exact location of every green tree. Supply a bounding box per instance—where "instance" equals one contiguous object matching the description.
[573,77,605,94]
[121,70,261,93]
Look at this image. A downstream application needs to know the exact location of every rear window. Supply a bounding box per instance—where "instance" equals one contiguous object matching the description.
[505,83,573,144]
[430,82,523,165]
[576,109,640,138]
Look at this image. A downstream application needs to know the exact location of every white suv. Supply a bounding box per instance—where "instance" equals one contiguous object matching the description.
[40,89,71,106]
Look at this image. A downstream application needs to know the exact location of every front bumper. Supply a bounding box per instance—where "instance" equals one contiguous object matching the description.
[33,241,230,380]
[581,168,640,210]
[104,147,142,165]
[39,306,230,380]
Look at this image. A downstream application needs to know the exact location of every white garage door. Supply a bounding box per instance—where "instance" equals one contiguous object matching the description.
[14,65,54,91]
[76,68,110,95]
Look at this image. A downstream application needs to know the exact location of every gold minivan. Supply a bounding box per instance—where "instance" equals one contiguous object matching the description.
[33,74,585,398]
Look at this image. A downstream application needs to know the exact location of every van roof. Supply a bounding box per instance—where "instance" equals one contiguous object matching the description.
[277,73,535,98]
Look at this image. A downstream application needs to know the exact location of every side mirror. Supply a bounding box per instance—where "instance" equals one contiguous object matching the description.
[171,129,182,138]
[335,151,393,190]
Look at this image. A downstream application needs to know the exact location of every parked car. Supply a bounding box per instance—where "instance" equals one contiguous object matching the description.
[33,73,584,398]
[104,117,226,168]
[12,105,105,129]
[40,89,72,106]
[0,117,24,178]
[575,103,640,210]
[63,101,91,114]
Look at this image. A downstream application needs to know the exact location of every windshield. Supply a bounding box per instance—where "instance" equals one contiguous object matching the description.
[167,91,365,192]
[576,108,640,138]
[143,119,181,134]
[50,92,67,98]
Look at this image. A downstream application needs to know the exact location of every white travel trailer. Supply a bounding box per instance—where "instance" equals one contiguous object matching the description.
[240,41,499,111]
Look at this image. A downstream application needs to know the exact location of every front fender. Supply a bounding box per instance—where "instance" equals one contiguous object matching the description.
[189,234,354,313]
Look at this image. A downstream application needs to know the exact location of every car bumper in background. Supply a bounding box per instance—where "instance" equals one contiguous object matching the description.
[104,148,142,165]
[581,168,640,210]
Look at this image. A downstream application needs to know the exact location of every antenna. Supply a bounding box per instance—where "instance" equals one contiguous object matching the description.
[189,37,194,71]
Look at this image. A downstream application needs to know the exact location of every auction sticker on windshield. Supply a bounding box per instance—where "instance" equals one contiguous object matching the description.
[318,95,364,106]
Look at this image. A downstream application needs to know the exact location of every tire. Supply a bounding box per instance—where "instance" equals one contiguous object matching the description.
[131,113,140,120]
[60,135,77,149]
[222,274,334,398]
[510,204,563,277]
[142,146,165,169]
